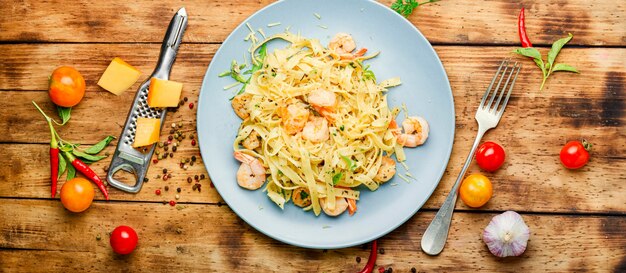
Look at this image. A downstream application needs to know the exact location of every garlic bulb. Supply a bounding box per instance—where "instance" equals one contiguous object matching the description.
[482,211,530,257]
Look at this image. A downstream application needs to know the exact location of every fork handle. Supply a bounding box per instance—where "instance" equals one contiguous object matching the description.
[421,125,488,255]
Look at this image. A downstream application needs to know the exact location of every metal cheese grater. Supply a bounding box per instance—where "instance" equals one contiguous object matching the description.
[107,7,188,193]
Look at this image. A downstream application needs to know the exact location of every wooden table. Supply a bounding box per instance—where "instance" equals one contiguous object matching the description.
[1,0,624,272]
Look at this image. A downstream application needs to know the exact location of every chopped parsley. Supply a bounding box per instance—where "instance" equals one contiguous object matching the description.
[332,172,343,185]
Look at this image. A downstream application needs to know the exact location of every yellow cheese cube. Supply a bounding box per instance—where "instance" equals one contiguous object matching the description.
[147,78,183,107]
[132,118,161,148]
[97,57,142,95]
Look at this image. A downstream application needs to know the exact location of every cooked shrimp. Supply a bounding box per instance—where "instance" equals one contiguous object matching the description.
[292,187,312,208]
[231,93,253,119]
[320,197,349,217]
[234,151,266,190]
[374,156,396,183]
[396,116,429,147]
[302,116,330,143]
[328,32,356,55]
[308,89,337,122]
[242,130,261,150]
[278,103,309,134]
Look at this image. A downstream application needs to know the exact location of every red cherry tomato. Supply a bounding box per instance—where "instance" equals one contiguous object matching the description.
[475,142,506,172]
[110,226,138,255]
[560,140,591,169]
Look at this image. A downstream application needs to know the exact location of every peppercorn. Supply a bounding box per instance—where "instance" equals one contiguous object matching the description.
[169,200,176,206]
[163,152,169,158]
[163,141,168,146]
[153,159,158,164]
[163,168,168,174]
[165,186,169,191]
[379,248,385,254]
[96,234,101,241]
[171,123,176,128]
[411,268,417,273]
[200,174,206,180]
[187,177,192,183]
[167,173,172,179]
[192,184,198,191]
[163,175,168,181]
[144,178,149,182]
[155,151,160,155]
[189,161,194,166]
[190,134,195,140]
[387,268,393,273]
[170,129,175,134]
[158,142,164,148]
[378,267,385,273]
[194,175,199,181]
[103,166,109,172]
[168,135,173,141]
[156,174,161,179]
[178,123,183,128]
[191,139,196,146]
[177,187,181,193]
[179,100,184,106]
[185,158,190,163]
[356,257,361,263]
[169,153,173,158]
[184,165,188,170]
[155,189,161,195]
[184,97,188,102]
[175,194,180,200]
[172,146,177,152]
[177,136,183,141]
[189,102,194,109]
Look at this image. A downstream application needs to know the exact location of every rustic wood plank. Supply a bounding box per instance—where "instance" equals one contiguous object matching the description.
[0,44,624,213]
[1,0,624,46]
[0,200,624,272]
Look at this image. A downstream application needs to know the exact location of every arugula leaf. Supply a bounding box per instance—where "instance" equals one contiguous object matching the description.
[72,149,107,162]
[340,155,357,172]
[84,136,115,154]
[66,164,76,180]
[332,172,343,185]
[551,63,579,73]
[547,33,573,69]
[56,106,71,125]
[58,153,67,179]
[391,0,439,17]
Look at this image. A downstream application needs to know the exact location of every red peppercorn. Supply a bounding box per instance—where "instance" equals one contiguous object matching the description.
[163,175,169,181]
[155,189,161,195]
[189,102,194,109]
[191,139,196,146]
[378,267,385,273]
[153,159,158,164]
[169,200,176,206]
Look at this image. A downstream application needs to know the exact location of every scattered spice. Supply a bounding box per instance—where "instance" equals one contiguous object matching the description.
[169,153,173,158]
[184,97,188,102]
[163,175,168,181]
[191,139,196,146]
[191,155,197,162]
[356,256,361,263]
[164,186,169,191]
[189,102,194,109]
[200,174,206,180]
[96,234,101,241]
[172,146,177,152]
[378,248,385,255]
[169,200,176,206]
[175,194,180,200]
[187,177,193,183]
[155,189,161,195]
[411,268,417,273]
[168,135,173,141]
[163,168,168,174]
[143,177,149,182]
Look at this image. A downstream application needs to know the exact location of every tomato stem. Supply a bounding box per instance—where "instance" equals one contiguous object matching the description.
[582,139,592,151]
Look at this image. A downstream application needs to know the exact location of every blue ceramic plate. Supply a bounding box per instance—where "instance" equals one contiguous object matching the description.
[197,0,454,249]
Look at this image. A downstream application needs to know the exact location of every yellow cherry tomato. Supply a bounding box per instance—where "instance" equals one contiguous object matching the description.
[60,177,94,212]
[459,174,493,208]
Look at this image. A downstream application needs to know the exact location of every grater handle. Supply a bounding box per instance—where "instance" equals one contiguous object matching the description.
[154,7,188,79]
[106,153,147,193]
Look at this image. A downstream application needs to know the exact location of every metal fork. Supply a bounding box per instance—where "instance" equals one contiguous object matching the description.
[421,59,521,255]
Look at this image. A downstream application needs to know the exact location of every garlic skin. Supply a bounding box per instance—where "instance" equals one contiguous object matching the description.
[483,211,530,257]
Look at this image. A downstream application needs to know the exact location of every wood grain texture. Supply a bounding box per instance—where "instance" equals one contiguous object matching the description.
[0,200,624,272]
[0,44,624,213]
[1,0,625,46]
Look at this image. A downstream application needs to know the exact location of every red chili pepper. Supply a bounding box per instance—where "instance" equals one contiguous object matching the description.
[33,101,59,198]
[64,152,110,200]
[518,8,533,47]
[358,240,378,273]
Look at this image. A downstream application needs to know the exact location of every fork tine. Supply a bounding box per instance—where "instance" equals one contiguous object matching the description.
[486,60,511,110]
[479,59,507,109]
[493,61,519,112]
[497,63,522,118]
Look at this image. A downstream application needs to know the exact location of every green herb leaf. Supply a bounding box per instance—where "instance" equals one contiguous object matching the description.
[551,63,579,73]
[59,144,74,153]
[299,189,309,200]
[58,153,67,179]
[84,136,115,155]
[391,0,439,17]
[72,149,107,162]
[56,106,71,125]
[66,164,76,180]
[340,155,357,172]
[332,172,343,185]
[547,33,573,70]
[513,47,542,60]
[218,70,231,77]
